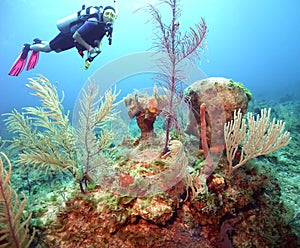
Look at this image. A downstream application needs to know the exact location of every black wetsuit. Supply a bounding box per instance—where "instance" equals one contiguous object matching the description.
[49,20,108,52]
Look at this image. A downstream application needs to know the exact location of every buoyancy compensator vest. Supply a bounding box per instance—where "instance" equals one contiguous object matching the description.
[56,5,103,34]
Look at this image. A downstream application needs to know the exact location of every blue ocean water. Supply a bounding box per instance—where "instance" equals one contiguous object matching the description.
[0,0,299,135]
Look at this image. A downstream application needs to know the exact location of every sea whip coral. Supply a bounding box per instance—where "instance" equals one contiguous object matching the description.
[200,103,213,174]
[146,0,208,154]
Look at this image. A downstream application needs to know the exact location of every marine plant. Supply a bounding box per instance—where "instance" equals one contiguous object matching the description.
[146,0,208,153]
[224,108,291,175]
[3,75,119,193]
[0,152,35,247]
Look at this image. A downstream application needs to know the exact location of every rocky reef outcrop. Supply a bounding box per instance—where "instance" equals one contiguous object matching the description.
[184,77,251,147]
[123,88,169,145]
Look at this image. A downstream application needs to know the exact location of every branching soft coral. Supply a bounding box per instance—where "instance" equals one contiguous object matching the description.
[149,0,207,65]
[0,152,35,248]
[3,75,78,177]
[5,76,77,176]
[3,75,120,194]
[77,80,120,193]
[146,0,208,153]
[224,108,291,175]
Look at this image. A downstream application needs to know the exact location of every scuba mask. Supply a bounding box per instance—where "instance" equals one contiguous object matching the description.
[102,6,117,23]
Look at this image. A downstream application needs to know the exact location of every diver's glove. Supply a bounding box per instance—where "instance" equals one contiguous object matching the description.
[88,45,101,55]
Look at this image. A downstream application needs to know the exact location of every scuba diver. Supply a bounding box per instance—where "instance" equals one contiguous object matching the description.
[8,0,118,76]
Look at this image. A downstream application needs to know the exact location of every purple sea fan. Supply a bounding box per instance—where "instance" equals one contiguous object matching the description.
[146,0,208,153]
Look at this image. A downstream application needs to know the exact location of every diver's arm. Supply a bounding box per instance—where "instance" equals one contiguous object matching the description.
[73,31,100,54]
[73,31,90,51]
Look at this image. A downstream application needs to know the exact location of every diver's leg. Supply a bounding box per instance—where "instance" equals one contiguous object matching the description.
[48,33,74,53]
[30,41,52,53]
[29,33,74,53]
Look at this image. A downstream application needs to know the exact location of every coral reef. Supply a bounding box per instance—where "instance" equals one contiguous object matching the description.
[1,76,297,247]
[31,164,298,248]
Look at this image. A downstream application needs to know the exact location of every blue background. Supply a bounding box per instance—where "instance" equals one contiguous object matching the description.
[1,0,299,136]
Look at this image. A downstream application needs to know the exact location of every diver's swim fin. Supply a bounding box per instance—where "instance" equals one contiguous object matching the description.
[26,38,42,71]
[26,50,39,71]
[8,44,31,76]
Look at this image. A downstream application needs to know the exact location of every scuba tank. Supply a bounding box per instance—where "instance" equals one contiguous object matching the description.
[56,5,103,34]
